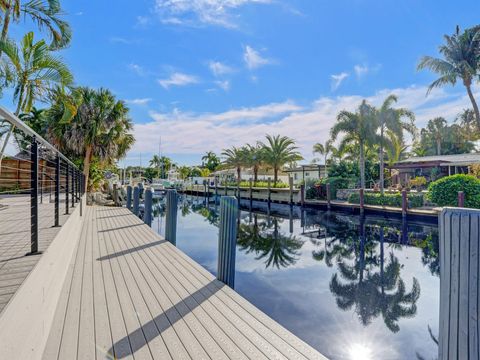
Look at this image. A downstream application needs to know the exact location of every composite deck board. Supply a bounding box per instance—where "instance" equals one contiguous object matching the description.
[43,205,327,360]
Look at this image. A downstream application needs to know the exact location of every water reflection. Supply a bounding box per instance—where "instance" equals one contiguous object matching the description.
[152,195,440,360]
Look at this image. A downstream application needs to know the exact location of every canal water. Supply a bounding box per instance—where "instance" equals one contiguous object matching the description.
[151,194,439,360]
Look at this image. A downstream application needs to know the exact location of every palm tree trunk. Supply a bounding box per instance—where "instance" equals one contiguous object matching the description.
[324,154,328,178]
[254,165,258,183]
[359,140,365,189]
[0,86,24,173]
[380,125,385,195]
[465,83,480,130]
[274,167,278,186]
[237,166,241,182]
[436,139,441,156]
[0,5,11,59]
[83,144,93,191]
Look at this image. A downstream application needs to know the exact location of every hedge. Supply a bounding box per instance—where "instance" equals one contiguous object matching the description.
[428,174,480,208]
[305,177,351,200]
[348,192,424,208]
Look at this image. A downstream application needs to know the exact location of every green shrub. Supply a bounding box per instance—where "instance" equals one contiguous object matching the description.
[428,174,480,208]
[348,191,424,208]
[304,177,351,200]
[224,181,289,189]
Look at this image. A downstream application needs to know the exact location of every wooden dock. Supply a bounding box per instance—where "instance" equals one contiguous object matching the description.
[43,206,327,360]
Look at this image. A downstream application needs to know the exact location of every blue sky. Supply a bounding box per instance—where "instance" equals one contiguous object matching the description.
[5,0,480,165]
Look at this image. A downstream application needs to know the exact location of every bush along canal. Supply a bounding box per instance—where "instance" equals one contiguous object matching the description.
[149,193,440,360]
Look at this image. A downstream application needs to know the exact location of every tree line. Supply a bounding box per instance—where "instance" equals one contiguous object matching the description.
[0,1,134,190]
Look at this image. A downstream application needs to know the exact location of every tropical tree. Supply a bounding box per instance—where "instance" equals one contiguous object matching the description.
[261,134,303,185]
[376,95,416,194]
[384,130,408,167]
[331,100,377,189]
[313,139,336,178]
[243,143,264,183]
[418,25,480,129]
[0,0,71,51]
[201,151,220,172]
[221,146,246,181]
[178,165,191,180]
[0,31,73,166]
[49,87,134,188]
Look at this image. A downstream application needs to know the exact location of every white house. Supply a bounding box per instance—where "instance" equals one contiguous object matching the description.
[284,164,326,185]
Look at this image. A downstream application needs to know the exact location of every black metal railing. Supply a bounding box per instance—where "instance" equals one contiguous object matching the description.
[0,107,85,256]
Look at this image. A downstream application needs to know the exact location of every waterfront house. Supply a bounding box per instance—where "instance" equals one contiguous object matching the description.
[284,164,326,185]
[391,153,480,185]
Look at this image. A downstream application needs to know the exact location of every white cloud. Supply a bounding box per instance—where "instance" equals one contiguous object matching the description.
[130,85,475,162]
[136,15,150,26]
[354,63,381,79]
[243,45,271,70]
[331,72,349,91]
[126,98,152,105]
[208,61,234,77]
[215,80,230,91]
[158,72,199,89]
[154,0,273,28]
[128,63,145,76]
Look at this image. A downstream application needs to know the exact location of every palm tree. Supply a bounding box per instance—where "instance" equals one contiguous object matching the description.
[178,165,191,180]
[201,151,220,172]
[243,143,264,183]
[331,100,377,189]
[312,139,335,178]
[149,154,162,177]
[376,95,416,194]
[418,25,480,128]
[261,134,303,186]
[49,87,134,188]
[384,130,408,167]
[0,31,73,167]
[0,0,71,51]
[221,146,246,181]
[426,117,448,155]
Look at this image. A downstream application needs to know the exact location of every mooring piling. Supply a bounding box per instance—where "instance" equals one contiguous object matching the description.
[165,189,178,245]
[217,196,238,288]
[144,188,153,226]
[126,185,132,210]
[133,186,140,216]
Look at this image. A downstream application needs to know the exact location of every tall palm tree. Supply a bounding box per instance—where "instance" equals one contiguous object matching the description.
[149,154,161,177]
[376,95,416,194]
[221,146,246,181]
[0,31,72,167]
[0,0,71,51]
[261,134,303,186]
[426,117,448,155]
[243,143,264,183]
[312,139,336,178]
[331,100,377,189]
[49,87,134,188]
[418,25,480,128]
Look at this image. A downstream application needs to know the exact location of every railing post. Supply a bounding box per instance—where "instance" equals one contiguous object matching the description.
[132,186,140,216]
[27,136,40,255]
[71,167,75,207]
[359,188,364,214]
[439,208,480,360]
[217,196,238,288]
[165,189,178,245]
[144,188,153,227]
[54,155,60,227]
[326,182,331,210]
[401,189,408,217]
[79,172,83,217]
[126,185,132,210]
[65,162,69,214]
[458,191,465,208]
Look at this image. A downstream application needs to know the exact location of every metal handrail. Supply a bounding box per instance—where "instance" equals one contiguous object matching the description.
[0,106,78,169]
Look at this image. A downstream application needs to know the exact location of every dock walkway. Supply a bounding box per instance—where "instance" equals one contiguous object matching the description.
[43,205,326,360]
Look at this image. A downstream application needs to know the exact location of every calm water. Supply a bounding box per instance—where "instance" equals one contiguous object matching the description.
[151,195,440,360]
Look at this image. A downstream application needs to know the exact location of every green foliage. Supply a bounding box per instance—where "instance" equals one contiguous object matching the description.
[409,176,427,189]
[202,151,220,172]
[428,174,480,208]
[224,180,288,188]
[349,192,424,208]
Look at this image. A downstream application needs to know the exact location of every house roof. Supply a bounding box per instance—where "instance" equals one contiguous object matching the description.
[394,153,480,167]
[284,164,325,172]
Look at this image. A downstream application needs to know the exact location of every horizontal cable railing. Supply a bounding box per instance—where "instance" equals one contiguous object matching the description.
[0,106,85,255]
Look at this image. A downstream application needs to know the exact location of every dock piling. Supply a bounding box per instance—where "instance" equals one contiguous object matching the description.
[289,177,293,205]
[439,208,480,360]
[359,188,364,214]
[268,179,271,203]
[217,196,238,288]
[144,188,153,226]
[401,189,407,217]
[165,189,178,245]
[300,184,305,207]
[326,183,331,210]
[249,178,253,203]
[126,185,132,210]
[458,191,465,207]
[133,186,140,216]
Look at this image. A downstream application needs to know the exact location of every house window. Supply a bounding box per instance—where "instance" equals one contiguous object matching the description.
[305,172,310,177]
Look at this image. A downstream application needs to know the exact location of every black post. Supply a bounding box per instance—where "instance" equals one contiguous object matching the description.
[65,163,69,214]
[54,155,60,227]
[79,172,83,216]
[27,137,40,255]
[71,167,75,207]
